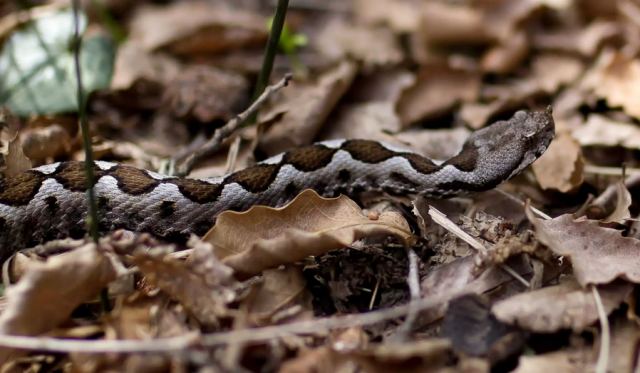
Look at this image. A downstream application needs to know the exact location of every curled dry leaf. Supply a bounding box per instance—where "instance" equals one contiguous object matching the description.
[20,124,72,163]
[204,189,413,279]
[245,266,311,326]
[572,114,640,150]
[5,133,31,177]
[315,20,403,68]
[513,349,594,373]
[526,208,640,286]
[481,30,529,74]
[582,51,640,118]
[532,132,584,192]
[353,0,420,33]
[133,239,239,327]
[396,65,480,126]
[492,279,632,332]
[111,40,181,90]
[0,244,116,363]
[129,1,266,54]
[258,61,357,155]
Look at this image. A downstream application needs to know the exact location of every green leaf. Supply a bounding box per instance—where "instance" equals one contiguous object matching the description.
[0,9,115,116]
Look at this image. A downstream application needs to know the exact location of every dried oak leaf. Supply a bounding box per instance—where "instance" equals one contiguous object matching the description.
[245,266,312,326]
[532,132,584,192]
[513,349,594,373]
[5,132,31,177]
[163,65,249,122]
[581,51,640,118]
[20,124,72,163]
[258,61,357,155]
[314,20,402,68]
[133,239,240,327]
[204,189,413,279]
[572,114,640,150]
[353,0,420,33]
[129,2,267,55]
[527,209,640,286]
[0,244,116,363]
[396,65,480,126]
[492,278,632,332]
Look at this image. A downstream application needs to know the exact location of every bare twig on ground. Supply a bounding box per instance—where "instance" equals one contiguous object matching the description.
[0,293,448,353]
[428,206,531,288]
[176,74,292,176]
[592,285,610,373]
[391,248,421,341]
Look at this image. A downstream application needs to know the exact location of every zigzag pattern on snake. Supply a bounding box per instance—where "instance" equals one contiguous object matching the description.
[0,110,555,260]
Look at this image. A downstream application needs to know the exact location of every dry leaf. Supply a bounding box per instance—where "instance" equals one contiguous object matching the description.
[163,65,249,122]
[481,30,529,74]
[530,54,584,93]
[492,279,632,332]
[420,2,494,45]
[354,0,420,33]
[204,189,413,279]
[245,266,311,326]
[527,209,640,286]
[5,133,31,177]
[0,244,116,363]
[133,239,239,327]
[20,124,72,163]
[513,349,594,373]
[129,2,266,54]
[396,65,480,126]
[532,132,584,192]
[572,114,640,149]
[258,61,357,155]
[111,40,181,90]
[315,20,403,68]
[532,21,621,57]
[582,51,640,118]
[599,181,632,223]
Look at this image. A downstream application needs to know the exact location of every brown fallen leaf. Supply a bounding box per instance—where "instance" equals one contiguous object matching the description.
[129,1,267,54]
[481,30,529,74]
[110,40,181,90]
[5,133,31,177]
[513,349,594,373]
[162,64,249,122]
[20,124,73,163]
[602,181,632,223]
[315,20,402,68]
[396,64,480,126]
[532,132,584,193]
[258,61,358,155]
[204,189,413,279]
[353,0,420,34]
[133,238,240,327]
[572,114,640,150]
[581,50,640,118]
[245,266,312,326]
[532,21,621,57]
[492,278,632,332]
[0,244,116,363]
[526,208,640,286]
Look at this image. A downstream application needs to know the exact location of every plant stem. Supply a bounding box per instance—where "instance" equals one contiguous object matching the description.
[71,0,99,244]
[248,0,289,123]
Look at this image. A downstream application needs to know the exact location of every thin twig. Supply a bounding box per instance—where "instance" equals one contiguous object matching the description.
[249,0,289,124]
[0,293,448,353]
[428,206,530,288]
[392,248,421,341]
[592,285,610,373]
[71,1,99,243]
[176,74,292,176]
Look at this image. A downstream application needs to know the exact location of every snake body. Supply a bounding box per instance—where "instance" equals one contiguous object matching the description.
[0,110,554,259]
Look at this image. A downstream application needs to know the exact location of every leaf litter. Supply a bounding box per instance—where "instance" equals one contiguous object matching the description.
[1,0,640,371]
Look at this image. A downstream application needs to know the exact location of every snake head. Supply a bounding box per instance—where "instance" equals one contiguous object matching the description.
[506,107,555,179]
[464,107,555,187]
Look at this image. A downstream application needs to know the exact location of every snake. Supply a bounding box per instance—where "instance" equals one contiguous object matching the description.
[0,109,554,260]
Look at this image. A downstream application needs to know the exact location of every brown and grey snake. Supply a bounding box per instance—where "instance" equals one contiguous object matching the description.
[0,109,555,260]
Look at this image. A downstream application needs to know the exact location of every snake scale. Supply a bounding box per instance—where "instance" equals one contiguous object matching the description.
[0,109,554,260]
